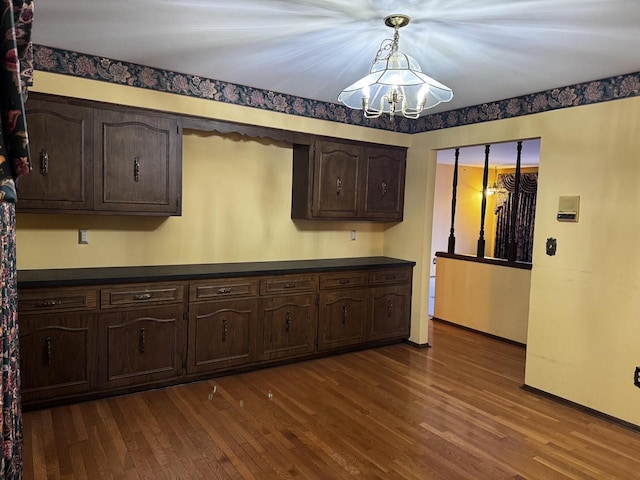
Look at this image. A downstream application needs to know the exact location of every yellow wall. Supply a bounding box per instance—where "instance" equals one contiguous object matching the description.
[17,72,429,346]
[434,256,530,343]
[17,72,413,270]
[18,131,389,267]
[430,164,496,276]
[20,71,640,426]
[410,97,640,426]
[431,163,537,269]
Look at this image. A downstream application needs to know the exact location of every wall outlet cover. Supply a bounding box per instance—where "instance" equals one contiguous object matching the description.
[546,237,557,256]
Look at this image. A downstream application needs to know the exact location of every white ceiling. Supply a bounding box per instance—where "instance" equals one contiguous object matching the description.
[34,0,640,115]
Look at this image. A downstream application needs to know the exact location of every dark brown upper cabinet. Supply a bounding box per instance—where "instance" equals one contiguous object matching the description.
[17,93,182,216]
[292,139,406,222]
[311,140,360,218]
[360,147,406,220]
[94,109,181,215]
[18,99,94,211]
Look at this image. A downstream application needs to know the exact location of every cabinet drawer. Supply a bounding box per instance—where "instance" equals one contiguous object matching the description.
[259,275,318,295]
[100,283,184,309]
[19,288,98,313]
[319,271,368,290]
[368,268,412,286]
[189,278,258,302]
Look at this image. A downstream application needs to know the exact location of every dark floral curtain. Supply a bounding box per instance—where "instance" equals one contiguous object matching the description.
[493,173,537,263]
[1,0,33,479]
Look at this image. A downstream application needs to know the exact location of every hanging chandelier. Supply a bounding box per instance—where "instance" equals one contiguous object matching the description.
[338,14,453,120]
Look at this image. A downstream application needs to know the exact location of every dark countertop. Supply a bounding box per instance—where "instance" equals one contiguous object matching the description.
[18,256,416,288]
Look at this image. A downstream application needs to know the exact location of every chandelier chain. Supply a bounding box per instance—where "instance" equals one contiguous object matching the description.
[372,28,399,66]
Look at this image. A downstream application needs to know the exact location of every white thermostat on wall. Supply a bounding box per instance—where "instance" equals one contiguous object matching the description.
[557,195,580,222]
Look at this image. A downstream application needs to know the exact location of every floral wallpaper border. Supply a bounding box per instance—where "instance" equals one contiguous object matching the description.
[33,45,640,135]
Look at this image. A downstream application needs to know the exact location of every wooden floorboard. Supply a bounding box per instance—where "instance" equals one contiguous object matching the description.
[23,321,640,479]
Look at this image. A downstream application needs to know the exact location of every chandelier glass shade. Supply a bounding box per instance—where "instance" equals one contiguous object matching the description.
[338,14,453,119]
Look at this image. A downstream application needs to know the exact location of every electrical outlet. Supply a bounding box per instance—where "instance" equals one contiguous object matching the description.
[78,229,89,244]
[350,230,356,241]
[634,366,640,388]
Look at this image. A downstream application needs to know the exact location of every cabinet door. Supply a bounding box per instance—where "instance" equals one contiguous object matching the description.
[367,285,411,341]
[312,141,360,218]
[20,313,94,403]
[94,109,181,215]
[318,289,366,351]
[360,148,406,221]
[188,299,257,374]
[98,305,183,389]
[17,98,93,211]
[257,294,317,361]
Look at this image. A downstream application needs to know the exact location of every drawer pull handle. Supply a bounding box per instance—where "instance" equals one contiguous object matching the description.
[222,319,228,341]
[342,305,347,325]
[386,275,396,280]
[134,156,141,182]
[336,177,342,195]
[216,287,232,294]
[381,180,388,196]
[283,283,296,289]
[133,293,154,301]
[40,148,49,176]
[35,299,61,308]
[45,337,52,366]
[139,328,146,353]
[338,279,350,285]
[285,312,292,332]
[387,301,394,318]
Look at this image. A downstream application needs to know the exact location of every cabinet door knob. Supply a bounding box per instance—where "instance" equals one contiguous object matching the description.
[283,282,296,289]
[40,148,49,176]
[338,279,350,285]
[222,319,228,341]
[285,312,292,332]
[45,337,52,366]
[139,328,146,353]
[342,305,347,325]
[336,177,342,195]
[387,301,393,318]
[216,287,232,294]
[134,156,141,183]
[381,180,388,196]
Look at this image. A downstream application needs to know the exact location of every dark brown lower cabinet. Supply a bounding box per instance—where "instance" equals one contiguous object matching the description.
[18,260,414,409]
[187,298,257,374]
[20,313,94,403]
[367,285,412,342]
[318,289,366,350]
[258,294,317,361]
[98,305,183,389]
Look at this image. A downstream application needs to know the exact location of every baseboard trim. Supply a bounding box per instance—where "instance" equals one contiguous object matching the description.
[521,384,640,433]
[431,317,526,348]
[405,339,431,349]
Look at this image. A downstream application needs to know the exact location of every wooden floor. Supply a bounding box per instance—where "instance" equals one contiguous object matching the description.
[23,320,640,479]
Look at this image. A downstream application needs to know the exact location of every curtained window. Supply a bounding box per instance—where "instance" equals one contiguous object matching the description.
[493,173,538,263]
[1,0,34,478]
